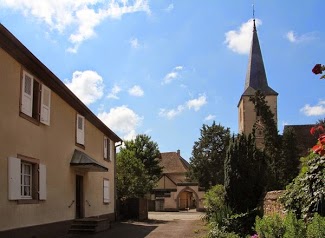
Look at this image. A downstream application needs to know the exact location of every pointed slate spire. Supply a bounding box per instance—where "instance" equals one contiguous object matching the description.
[242,20,278,96]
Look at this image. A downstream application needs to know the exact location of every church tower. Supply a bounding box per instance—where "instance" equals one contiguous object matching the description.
[238,19,278,146]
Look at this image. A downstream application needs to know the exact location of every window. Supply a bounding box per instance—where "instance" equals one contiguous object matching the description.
[21,162,32,198]
[76,114,85,146]
[103,179,110,204]
[103,136,111,161]
[8,156,46,201]
[21,70,51,125]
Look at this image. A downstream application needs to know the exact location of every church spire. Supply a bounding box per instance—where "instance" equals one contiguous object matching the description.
[241,17,278,97]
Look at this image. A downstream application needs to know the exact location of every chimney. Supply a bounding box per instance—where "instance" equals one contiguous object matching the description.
[177,149,180,156]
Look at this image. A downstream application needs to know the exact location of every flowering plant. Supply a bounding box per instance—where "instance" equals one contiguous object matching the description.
[312,64,325,79]
[310,125,325,155]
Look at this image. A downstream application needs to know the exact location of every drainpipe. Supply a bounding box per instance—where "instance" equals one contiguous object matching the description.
[114,141,123,221]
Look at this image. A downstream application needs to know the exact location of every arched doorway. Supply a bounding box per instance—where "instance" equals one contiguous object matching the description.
[176,187,199,210]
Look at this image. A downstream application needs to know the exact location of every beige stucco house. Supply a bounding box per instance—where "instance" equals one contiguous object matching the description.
[149,150,205,212]
[0,24,122,237]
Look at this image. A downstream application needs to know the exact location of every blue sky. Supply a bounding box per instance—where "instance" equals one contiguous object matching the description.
[1,0,324,161]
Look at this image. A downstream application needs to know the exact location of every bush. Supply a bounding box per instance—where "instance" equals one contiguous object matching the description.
[223,209,260,236]
[280,153,325,219]
[306,213,325,238]
[207,224,240,238]
[283,212,306,238]
[204,185,233,227]
[255,214,285,238]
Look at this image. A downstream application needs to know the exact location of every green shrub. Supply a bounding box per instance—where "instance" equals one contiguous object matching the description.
[255,214,285,238]
[223,209,260,236]
[204,185,233,227]
[283,212,306,238]
[280,154,325,219]
[306,213,325,238]
[207,224,240,238]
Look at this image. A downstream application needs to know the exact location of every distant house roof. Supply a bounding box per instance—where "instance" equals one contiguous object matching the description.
[159,150,189,174]
[0,24,122,143]
[283,124,316,157]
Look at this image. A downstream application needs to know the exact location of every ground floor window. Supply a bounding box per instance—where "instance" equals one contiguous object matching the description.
[21,162,32,198]
[8,156,46,201]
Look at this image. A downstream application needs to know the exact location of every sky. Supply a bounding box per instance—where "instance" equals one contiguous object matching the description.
[0,0,324,161]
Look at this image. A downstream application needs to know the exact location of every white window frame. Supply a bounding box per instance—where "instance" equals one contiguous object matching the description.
[8,157,47,201]
[104,136,111,161]
[21,162,33,199]
[103,179,110,204]
[76,114,85,145]
[21,70,51,125]
[40,84,51,125]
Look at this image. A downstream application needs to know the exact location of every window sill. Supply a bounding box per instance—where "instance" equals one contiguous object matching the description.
[76,143,85,150]
[17,199,40,204]
[19,112,40,126]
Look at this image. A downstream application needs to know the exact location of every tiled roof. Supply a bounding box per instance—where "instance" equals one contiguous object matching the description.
[166,173,188,183]
[159,151,189,174]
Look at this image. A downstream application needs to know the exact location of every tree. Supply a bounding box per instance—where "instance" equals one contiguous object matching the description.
[280,127,300,186]
[116,149,154,199]
[188,121,230,189]
[224,133,265,213]
[250,91,298,190]
[123,134,162,183]
[280,153,325,218]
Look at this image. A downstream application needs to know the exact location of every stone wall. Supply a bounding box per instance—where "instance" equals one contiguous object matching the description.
[262,190,286,217]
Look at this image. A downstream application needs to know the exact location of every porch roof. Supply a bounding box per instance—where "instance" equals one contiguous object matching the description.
[70,149,108,172]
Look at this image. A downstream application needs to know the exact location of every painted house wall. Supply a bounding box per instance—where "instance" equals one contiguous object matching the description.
[0,48,115,231]
[156,175,177,189]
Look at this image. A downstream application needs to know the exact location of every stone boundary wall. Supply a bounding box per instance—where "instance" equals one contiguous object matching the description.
[262,190,286,217]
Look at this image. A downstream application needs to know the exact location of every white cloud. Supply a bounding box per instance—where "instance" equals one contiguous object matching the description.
[204,114,216,121]
[224,18,262,54]
[129,37,140,49]
[159,105,185,119]
[159,94,207,119]
[65,70,104,105]
[286,31,296,43]
[187,95,207,111]
[128,85,144,97]
[0,0,151,53]
[107,84,122,99]
[300,101,325,116]
[98,105,143,140]
[285,30,317,43]
[162,65,184,85]
[164,4,174,12]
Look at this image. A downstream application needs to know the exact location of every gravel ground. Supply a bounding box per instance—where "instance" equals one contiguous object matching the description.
[60,211,208,238]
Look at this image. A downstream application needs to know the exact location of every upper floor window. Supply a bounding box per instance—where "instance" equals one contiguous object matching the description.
[76,114,85,146]
[21,70,51,125]
[104,136,111,161]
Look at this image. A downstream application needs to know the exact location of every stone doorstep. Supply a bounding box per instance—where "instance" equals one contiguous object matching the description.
[69,217,111,234]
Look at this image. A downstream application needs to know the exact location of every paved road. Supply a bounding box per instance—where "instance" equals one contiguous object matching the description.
[62,211,207,238]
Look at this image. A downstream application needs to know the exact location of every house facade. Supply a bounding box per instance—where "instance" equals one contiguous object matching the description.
[0,24,122,237]
[149,150,205,212]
